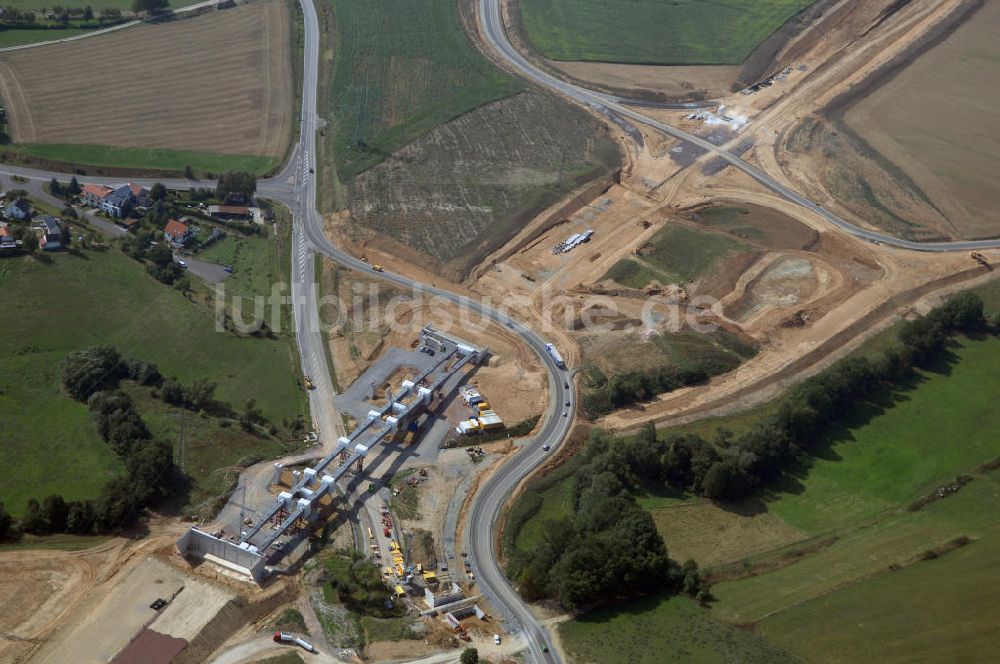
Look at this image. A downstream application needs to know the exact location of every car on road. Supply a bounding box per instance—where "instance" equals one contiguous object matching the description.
[224,265,233,273]
[303,376,315,390]
[494,634,501,645]
[178,260,187,268]
[372,264,384,272]
[564,401,570,407]
[564,382,568,388]
[542,444,550,451]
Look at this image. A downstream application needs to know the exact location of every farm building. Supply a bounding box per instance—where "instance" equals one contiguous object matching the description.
[207,204,250,220]
[164,219,193,246]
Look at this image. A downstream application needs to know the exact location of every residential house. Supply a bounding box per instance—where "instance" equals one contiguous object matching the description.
[4,198,30,221]
[35,215,62,251]
[207,204,250,220]
[0,222,17,251]
[126,183,150,208]
[164,219,193,246]
[81,183,147,217]
[81,183,113,209]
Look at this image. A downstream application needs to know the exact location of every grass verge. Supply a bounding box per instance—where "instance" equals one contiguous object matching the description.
[0,143,279,176]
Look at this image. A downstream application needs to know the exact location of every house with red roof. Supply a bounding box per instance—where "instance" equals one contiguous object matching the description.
[164,219,193,246]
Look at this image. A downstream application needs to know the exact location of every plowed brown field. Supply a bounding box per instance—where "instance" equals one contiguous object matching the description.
[0,0,292,157]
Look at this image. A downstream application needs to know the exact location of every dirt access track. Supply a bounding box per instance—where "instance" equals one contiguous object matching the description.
[0,0,293,158]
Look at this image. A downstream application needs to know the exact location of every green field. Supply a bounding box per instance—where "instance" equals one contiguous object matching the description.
[324,0,522,181]
[518,0,815,65]
[3,0,149,11]
[522,327,1000,660]
[0,143,278,176]
[603,224,748,288]
[0,27,93,48]
[0,243,305,514]
[198,229,286,305]
[717,472,1000,662]
[762,337,1000,532]
[559,595,798,664]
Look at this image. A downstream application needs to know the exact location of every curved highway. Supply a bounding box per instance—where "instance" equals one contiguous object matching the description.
[478,0,1000,253]
[275,1,574,661]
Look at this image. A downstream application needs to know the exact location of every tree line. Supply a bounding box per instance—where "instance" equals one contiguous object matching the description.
[506,431,707,610]
[506,291,990,608]
[0,346,177,542]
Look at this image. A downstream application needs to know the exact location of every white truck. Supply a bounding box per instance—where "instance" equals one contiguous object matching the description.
[544,343,566,369]
[273,631,317,653]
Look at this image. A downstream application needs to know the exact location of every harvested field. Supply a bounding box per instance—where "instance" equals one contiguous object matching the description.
[342,91,621,281]
[0,0,293,162]
[648,500,806,568]
[835,0,1000,240]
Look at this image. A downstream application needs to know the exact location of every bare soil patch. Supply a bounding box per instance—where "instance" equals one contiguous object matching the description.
[551,61,738,101]
[0,0,293,157]
[340,90,621,282]
[320,260,547,426]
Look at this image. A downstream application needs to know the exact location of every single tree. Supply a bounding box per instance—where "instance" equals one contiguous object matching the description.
[460,648,479,664]
[149,182,167,202]
[0,502,13,541]
[49,177,63,197]
[83,5,94,19]
[21,230,38,254]
[132,0,169,14]
[67,175,82,196]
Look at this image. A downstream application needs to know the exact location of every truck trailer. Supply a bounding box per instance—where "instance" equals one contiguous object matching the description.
[544,343,566,369]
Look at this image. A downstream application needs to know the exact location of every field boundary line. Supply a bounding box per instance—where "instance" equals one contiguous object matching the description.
[0,0,217,54]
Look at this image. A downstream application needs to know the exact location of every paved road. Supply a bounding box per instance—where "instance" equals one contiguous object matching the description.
[477,0,1000,253]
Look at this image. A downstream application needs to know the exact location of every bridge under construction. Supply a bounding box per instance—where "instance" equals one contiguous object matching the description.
[177,325,488,581]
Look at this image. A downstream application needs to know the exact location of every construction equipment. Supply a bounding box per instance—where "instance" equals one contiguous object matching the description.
[971,251,991,270]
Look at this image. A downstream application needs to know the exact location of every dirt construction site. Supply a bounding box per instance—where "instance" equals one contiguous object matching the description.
[450,0,1000,431]
[0,519,299,664]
